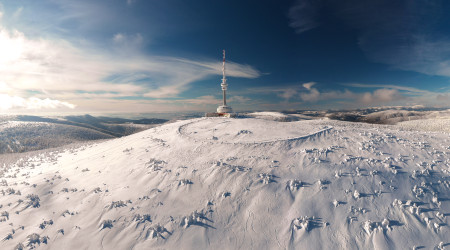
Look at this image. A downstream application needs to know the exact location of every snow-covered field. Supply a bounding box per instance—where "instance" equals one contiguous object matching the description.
[397,117,450,133]
[0,116,449,249]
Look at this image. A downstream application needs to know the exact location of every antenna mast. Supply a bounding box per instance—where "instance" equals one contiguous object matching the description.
[221,50,228,106]
[215,49,232,114]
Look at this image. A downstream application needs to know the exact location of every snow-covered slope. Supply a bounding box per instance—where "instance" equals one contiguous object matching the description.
[0,121,114,154]
[397,117,450,133]
[0,117,449,249]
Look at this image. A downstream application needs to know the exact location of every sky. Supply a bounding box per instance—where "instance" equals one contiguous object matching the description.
[0,0,449,114]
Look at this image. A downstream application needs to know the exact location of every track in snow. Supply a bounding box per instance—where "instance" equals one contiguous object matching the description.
[178,118,332,144]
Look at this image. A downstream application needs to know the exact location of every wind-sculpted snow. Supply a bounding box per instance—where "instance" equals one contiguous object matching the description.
[0,117,449,249]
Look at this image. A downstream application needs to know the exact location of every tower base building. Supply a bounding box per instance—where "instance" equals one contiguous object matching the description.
[217,105,232,113]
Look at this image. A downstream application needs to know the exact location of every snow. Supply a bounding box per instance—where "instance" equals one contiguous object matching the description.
[0,121,46,132]
[397,117,450,133]
[0,116,449,249]
[245,112,313,121]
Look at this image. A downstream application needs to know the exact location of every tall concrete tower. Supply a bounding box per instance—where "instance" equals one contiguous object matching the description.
[217,50,233,113]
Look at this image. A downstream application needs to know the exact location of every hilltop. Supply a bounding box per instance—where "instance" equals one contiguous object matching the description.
[0,115,449,249]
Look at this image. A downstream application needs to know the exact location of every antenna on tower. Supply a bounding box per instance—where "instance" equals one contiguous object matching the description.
[216,49,233,114]
[221,50,228,106]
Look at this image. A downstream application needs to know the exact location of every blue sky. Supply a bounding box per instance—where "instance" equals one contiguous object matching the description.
[0,0,449,113]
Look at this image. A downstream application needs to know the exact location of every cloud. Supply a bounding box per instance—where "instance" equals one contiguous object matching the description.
[244,81,449,108]
[229,95,251,103]
[302,82,315,90]
[126,0,137,6]
[0,81,12,93]
[288,0,322,34]
[343,83,430,94]
[347,83,450,107]
[437,93,449,102]
[112,33,144,50]
[288,1,450,77]
[180,95,220,105]
[0,94,75,110]
[0,25,261,111]
[299,88,321,102]
[246,85,304,101]
[299,82,405,105]
[341,1,450,77]
[278,89,298,100]
[300,83,450,107]
[13,7,23,19]
[359,89,403,104]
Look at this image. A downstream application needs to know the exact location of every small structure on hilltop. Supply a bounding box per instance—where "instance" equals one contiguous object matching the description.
[206,50,236,117]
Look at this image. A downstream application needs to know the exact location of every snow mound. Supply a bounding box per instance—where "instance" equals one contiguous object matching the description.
[0,117,449,249]
[179,118,331,143]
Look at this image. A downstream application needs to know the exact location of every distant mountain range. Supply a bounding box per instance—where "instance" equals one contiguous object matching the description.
[1,107,448,155]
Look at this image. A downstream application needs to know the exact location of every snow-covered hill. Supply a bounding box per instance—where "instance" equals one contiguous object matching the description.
[0,121,114,154]
[0,115,168,154]
[0,116,449,249]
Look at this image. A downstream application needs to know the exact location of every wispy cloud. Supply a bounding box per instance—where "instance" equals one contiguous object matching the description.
[361,37,450,78]
[0,25,260,112]
[288,1,450,78]
[126,0,137,6]
[288,0,322,34]
[112,33,144,52]
[0,3,4,21]
[343,83,430,94]
[12,7,23,19]
[179,95,220,105]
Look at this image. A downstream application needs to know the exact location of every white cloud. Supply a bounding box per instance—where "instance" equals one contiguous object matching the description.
[437,93,449,102]
[359,89,403,104]
[299,84,403,105]
[244,81,449,108]
[0,81,12,93]
[180,95,220,105]
[302,82,316,90]
[0,25,261,111]
[229,95,251,103]
[347,83,450,107]
[113,33,143,48]
[299,88,321,102]
[0,94,75,110]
